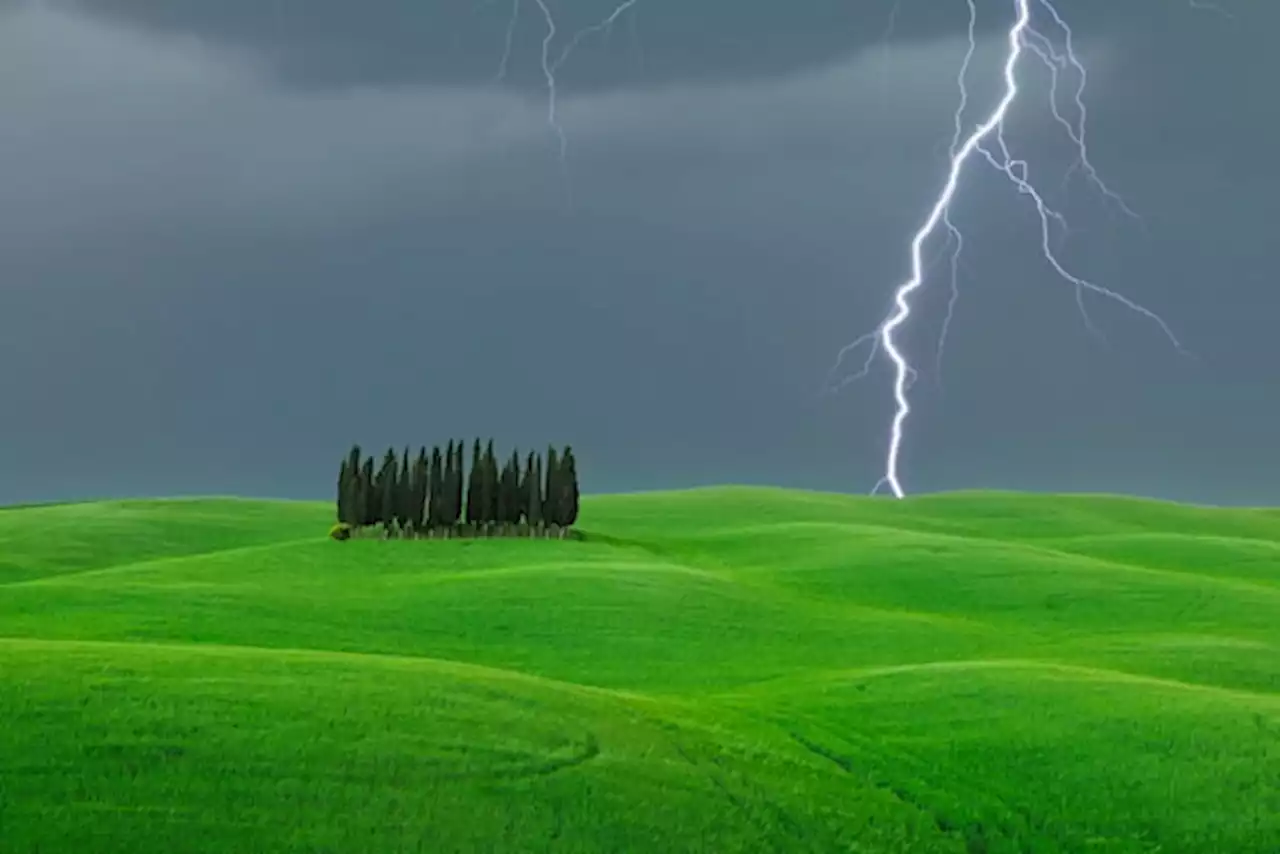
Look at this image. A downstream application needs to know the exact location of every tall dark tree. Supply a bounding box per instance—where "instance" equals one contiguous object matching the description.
[526,452,543,529]
[337,458,351,524]
[378,448,398,533]
[395,446,412,532]
[517,452,531,523]
[359,457,375,527]
[451,440,465,526]
[338,445,362,525]
[543,446,560,527]
[412,446,429,532]
[466,439,482,526]
[504,449,522,524]
[480,439,499,526]
[428,445,445,530]
[495,456,512,526]
[367,465,380,527]
[561,446,581,528]
[369,458,385,528]
[442,440,457,527]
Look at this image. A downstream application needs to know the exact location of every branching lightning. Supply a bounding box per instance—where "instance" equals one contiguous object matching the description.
[495,0,644,170]
[486,0,1215,500]
[530,0,567,164]
[552,0,643,74]
[831,0,1192,499]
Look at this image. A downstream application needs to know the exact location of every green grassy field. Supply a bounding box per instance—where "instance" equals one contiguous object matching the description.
[1,488,1278,853]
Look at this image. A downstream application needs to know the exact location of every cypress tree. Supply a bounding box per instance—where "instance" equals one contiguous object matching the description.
[496,456,512,527]
[422,447,435,532]
[413,446,429,533]
[481,440,499,527]
[406,446,418,525]
[518,452,532,523]
[543,446,560,528]
[359,457,375,528]
[465,439,482,526]
[526,452,543,530]
[561,446,581,528]
[338,444,362,525]
[336,458,350,524]
[506,449,522,525]
[452,440,465,526]
[396,446,412,534]
[369,461,384,528]
[428,445,444,531]
[379,448,398,534]
[443,440,457,527]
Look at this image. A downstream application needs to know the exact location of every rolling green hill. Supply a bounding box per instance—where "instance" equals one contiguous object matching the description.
[1,488,1277,853]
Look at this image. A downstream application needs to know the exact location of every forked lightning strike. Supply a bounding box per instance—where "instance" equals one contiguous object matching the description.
[832,0,1191,499]
[489,0,1208,500]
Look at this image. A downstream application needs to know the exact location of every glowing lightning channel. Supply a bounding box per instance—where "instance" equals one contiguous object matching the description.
[838,0,1188,500]
[495,0,644,172]
[552,0,643,74]
[1023,2,1141,223]
[933,0,979,386]
[494,0,522,82]
[529,0,568,164]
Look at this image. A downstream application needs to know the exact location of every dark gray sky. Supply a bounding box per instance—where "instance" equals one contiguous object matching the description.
[2,0,1275,505]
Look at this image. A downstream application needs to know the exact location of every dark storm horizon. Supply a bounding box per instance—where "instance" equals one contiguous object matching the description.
[0,0,1273,505]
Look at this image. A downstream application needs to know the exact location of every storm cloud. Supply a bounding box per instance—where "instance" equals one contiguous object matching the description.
[1,0,1274,504]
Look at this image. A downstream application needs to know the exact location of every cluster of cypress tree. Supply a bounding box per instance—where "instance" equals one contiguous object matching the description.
[335,440,580,538]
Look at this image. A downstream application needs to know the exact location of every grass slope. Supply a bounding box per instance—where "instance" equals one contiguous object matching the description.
[1,488,1278,853]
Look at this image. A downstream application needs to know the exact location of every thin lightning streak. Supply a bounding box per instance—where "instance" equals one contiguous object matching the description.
[878,0,903,82]
[1025,0,1141,221]
[825,329,885,393]
[551,0,642,74]
[934,0,979,387]
[501,0,645,180]
[529,0,568,165]
[494,0,521,82]
[882,0,902,42]
[935,220,965,386]
[838,0,1187,500]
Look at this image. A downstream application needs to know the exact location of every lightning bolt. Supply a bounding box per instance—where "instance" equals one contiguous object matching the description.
[552,0,642,74]
[494,0,644,174]
[1022,3,1141,223]
[829,0,1191,499]
[933,0,979,387]
[489,0,1208,499]
[494,0,521,82]
[531,0,568,165]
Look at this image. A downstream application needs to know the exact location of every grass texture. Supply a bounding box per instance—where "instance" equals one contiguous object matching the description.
[1,488,1278,852]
